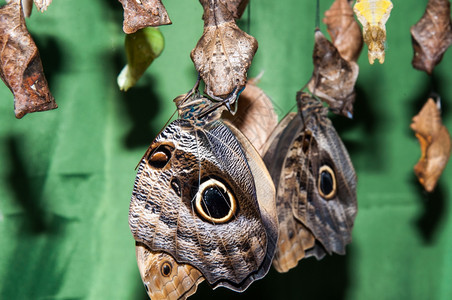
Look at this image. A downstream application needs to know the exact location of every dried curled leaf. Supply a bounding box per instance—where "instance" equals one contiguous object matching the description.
[190,0,258,103]
[411,98,451,192]
[223,74,278,155]
[0,0,57,119]
[136,242,205,300]
[307,30,359,118]
[410,0,452,74]
[118,0,172,34]
[354,0,393,64]
[323,0,363,62]
[117,27,164,91]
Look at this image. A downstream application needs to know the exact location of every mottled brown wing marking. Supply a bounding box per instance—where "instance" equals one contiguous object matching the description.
[263,93,357,273]
[136,242,205,300]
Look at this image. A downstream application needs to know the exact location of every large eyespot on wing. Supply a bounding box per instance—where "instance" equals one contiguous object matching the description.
[135,242,205,300]
[194,178,237,224]
[318,165,337,200]
[302,117,357,256]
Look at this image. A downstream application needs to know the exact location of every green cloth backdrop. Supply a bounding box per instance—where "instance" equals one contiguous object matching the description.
[0,0,451,299]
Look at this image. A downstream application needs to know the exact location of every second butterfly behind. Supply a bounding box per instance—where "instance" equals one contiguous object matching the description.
[263,92,357,273]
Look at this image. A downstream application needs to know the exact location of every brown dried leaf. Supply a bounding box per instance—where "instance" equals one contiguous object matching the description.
[221,0,249,19]
[410,0,452,74]
[222,75,278,155]
[411,98,451,192]
[323,0,363,62]
[307,30,359,118]
[191,0,258,103]
[118,0,172,34]
[0,0,57,119]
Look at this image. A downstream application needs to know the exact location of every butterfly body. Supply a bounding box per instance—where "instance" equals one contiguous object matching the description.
[263,93,357,273]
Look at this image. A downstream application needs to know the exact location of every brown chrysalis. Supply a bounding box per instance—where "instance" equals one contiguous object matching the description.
[323,0,363,62]
[307,30,359,118]
[410,0,452,74]
[0,0,57,119]
[118,0,172,34]
[190,0,258,106]
[411,98,451,192]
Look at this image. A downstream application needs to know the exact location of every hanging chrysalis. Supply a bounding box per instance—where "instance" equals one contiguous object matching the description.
[410,98,451,192]
[118,0,171,34]
[190,0,257,107]
[117,27,165,91]
[307,30,359,118]
[353,0,393,64]
[410,0,452,74]
[0,0,57,118]
[323,0,363,62]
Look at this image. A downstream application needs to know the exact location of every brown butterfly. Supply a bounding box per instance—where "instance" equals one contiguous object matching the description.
[262,92,357,273]
[129,90,278,298]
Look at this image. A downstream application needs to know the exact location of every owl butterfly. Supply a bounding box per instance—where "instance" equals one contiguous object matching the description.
[129,90,278,299]
[411,98,451,192]
[353,0,393,64]
[191,0,258,108]
[262,92,357,273]
[118,0,172,34]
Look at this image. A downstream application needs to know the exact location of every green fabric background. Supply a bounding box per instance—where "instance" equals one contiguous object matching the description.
[0,0,451,299]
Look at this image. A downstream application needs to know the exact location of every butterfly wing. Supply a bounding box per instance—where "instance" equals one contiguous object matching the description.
[294,95,357,256]
[135,242,204,300]
[129,118,277,293]
[263,112,317,273]
[263,94,357,272]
